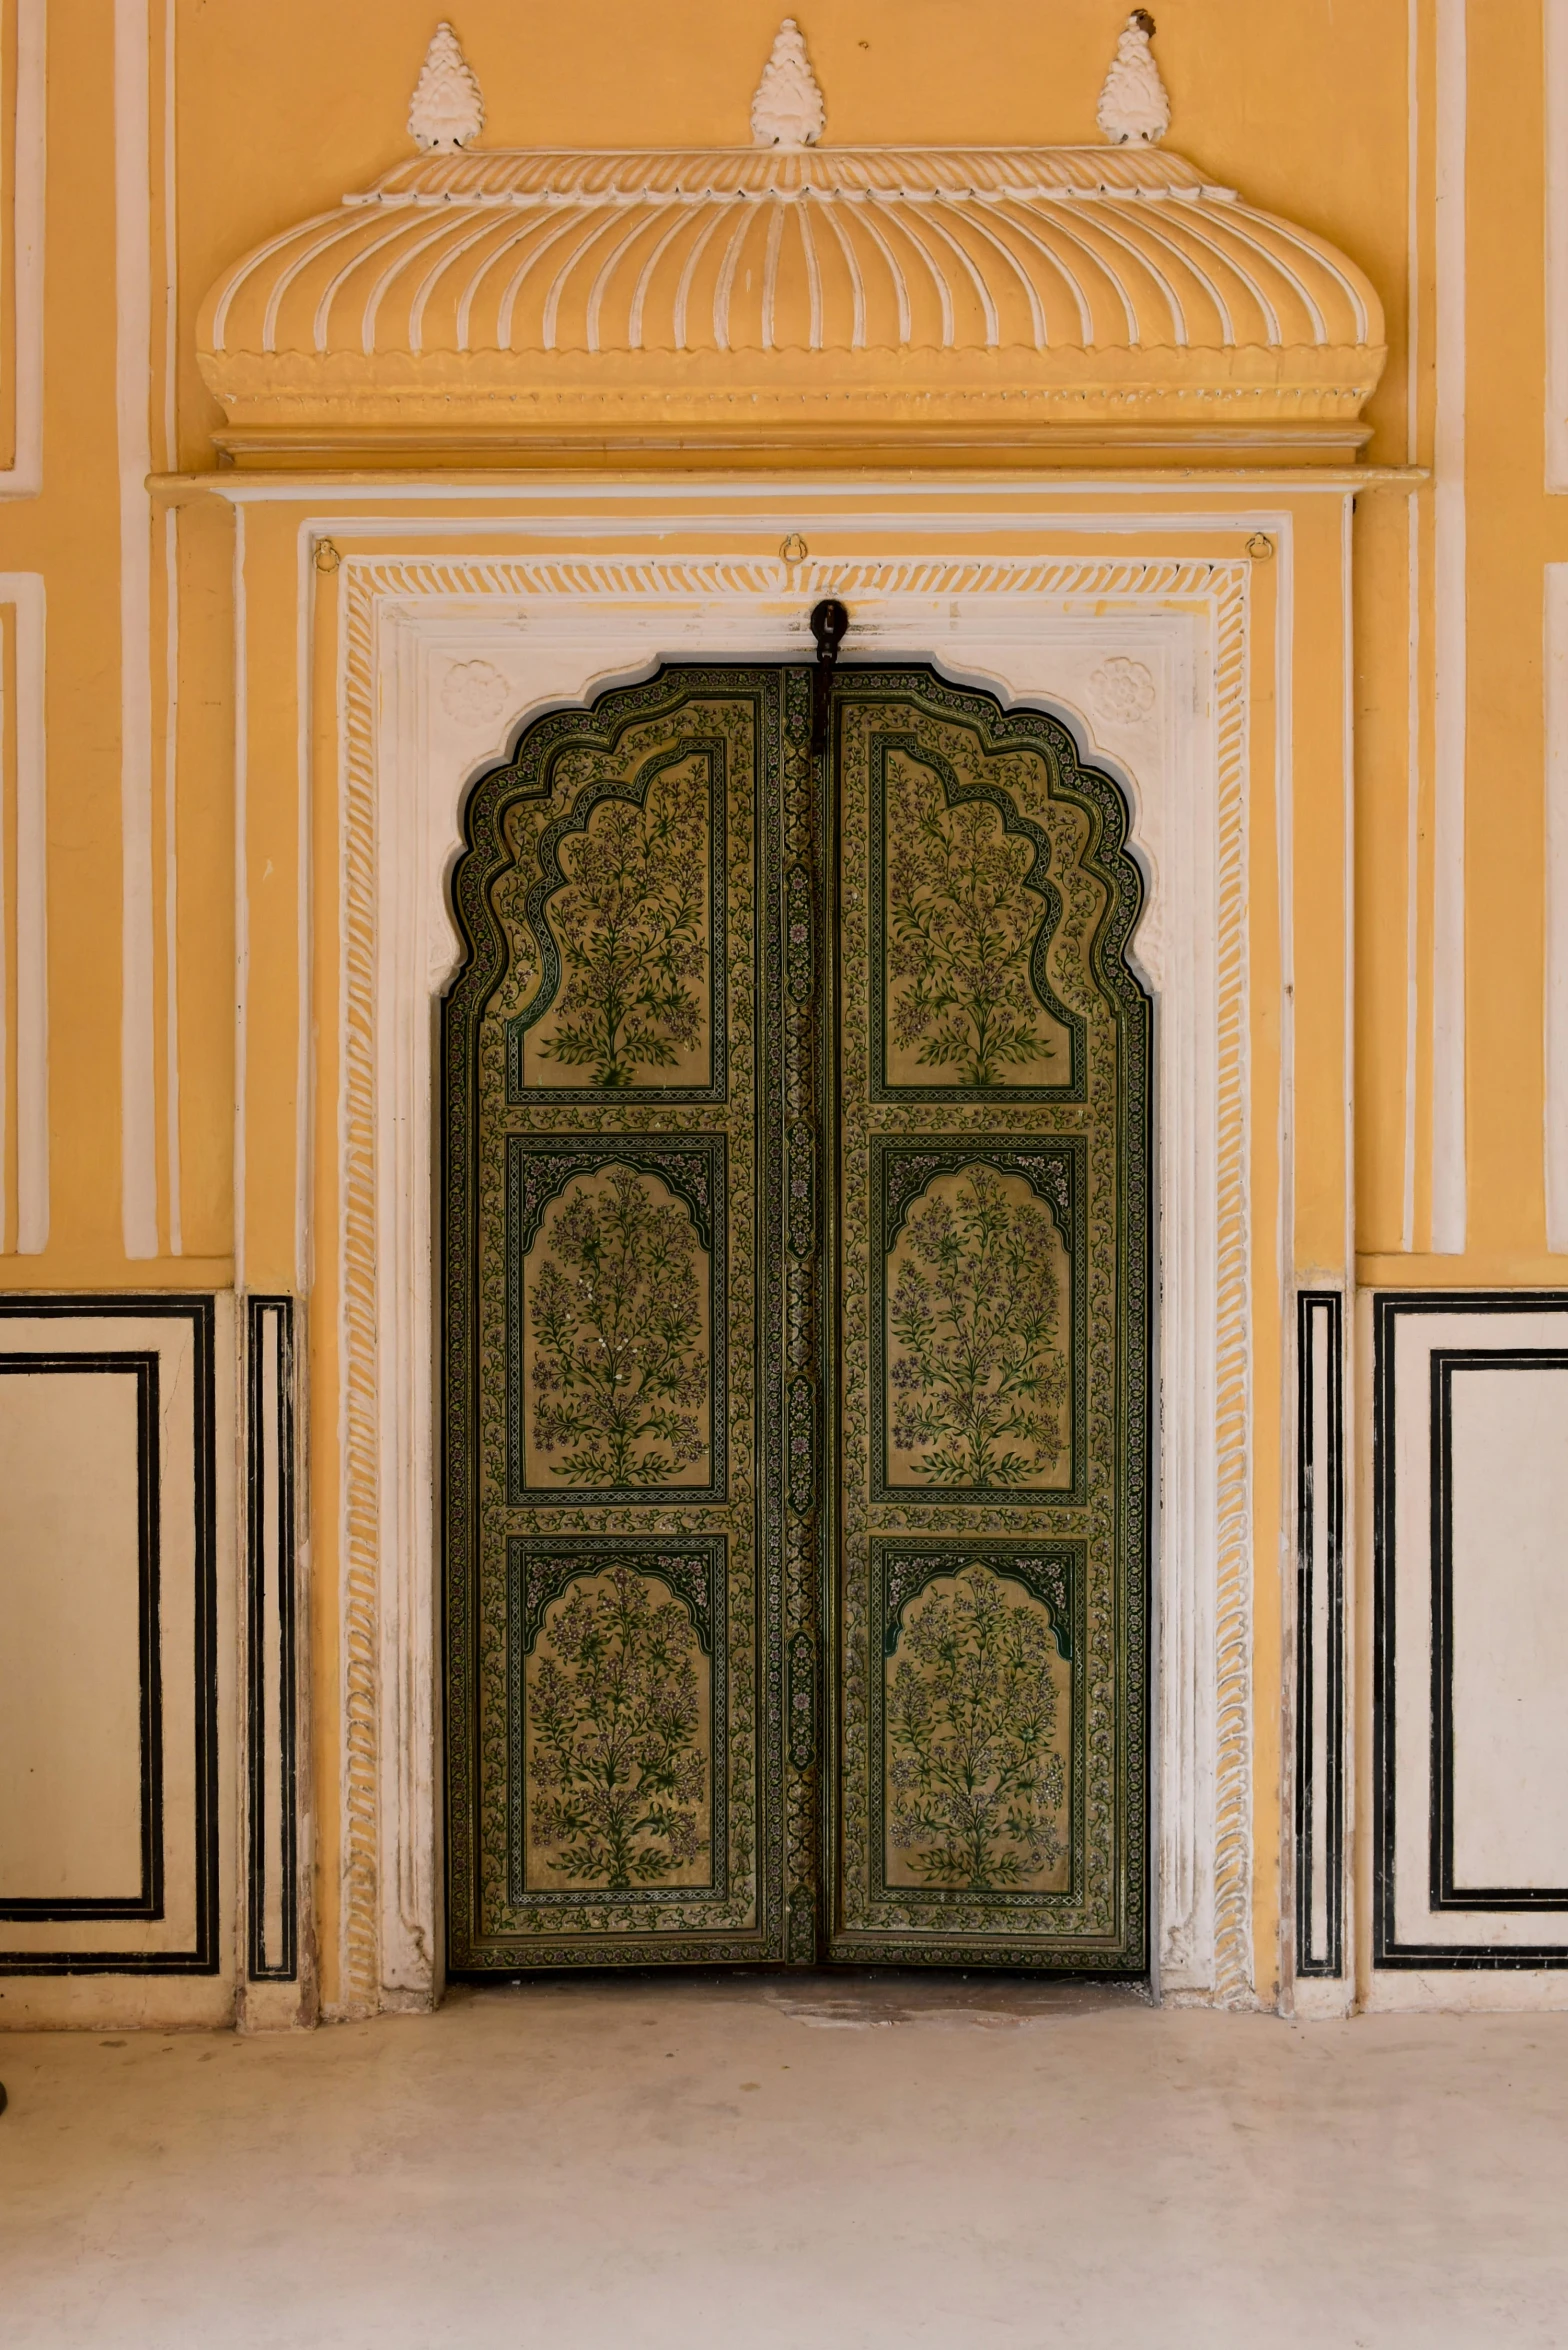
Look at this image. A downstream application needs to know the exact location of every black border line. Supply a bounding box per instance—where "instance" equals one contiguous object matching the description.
[246,1297,298,1981]
[1374,1290,1568,1969]
[0,1295,220,1976]
[1295,1292,1344,1978]
[0,1352,163,1921]
[1431,1345,1568,1911]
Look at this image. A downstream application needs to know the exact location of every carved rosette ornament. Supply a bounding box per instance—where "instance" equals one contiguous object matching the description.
[197,16,1386,466]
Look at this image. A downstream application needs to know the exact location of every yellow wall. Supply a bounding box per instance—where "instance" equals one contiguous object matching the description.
[0,0,1559,2014]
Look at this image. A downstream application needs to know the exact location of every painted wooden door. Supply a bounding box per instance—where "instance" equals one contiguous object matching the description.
[443,663,1148,1973]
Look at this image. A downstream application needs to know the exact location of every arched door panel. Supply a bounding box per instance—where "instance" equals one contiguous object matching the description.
[442,663,1148,1973]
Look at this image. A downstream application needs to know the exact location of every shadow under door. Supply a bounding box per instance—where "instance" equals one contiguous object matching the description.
[443,661,1150,1972]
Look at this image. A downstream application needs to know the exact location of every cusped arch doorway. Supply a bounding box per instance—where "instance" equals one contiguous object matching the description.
[441,658,1150,1972]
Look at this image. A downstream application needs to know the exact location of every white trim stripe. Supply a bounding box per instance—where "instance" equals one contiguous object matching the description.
[1544,568,1568,1249]
[1547,1,1568,490]
[1430,0,1467,1254]
[116,0,158,1259]
[0,572,48,1254]
[0,0,45,498]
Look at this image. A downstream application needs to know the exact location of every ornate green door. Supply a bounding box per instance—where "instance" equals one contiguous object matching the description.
[443,662,1148,1973]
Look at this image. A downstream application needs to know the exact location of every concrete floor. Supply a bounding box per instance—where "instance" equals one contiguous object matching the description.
[0,1975,1564,2348]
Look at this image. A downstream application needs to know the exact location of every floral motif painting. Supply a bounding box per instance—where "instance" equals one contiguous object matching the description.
[877,744,1075,1096]
[884,1161,1072,1492]
[883,1565,1071,1894]
[450,676,767,1969]
[516,750,715,1091]
[834,681,1148,1969]
[523,1565,712,1893]
[521,1164,712,1491]
[444,664,1146,1975]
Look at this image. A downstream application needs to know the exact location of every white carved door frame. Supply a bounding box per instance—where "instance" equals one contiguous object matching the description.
[333,539,1264,2014]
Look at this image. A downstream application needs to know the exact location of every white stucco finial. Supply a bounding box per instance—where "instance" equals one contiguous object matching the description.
[409,22,484,153]
[751,18,825,149]
[1097,10,1170,145]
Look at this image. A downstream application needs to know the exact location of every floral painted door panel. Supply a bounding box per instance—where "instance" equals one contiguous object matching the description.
[829,678,1149,1970]
[444,672,793,1968]
[444,664,1148,1973]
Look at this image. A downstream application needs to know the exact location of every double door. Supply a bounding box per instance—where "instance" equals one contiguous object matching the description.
[442,660,1149,1971]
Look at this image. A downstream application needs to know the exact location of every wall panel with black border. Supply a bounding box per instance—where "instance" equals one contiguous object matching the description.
[242,1296,309,2025]
[1295,1291,1345,1987]
[1373,1294,1568,1988]
[0,1297,236,2026]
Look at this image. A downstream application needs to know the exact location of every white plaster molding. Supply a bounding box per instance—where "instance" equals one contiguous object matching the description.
[1098,11,1170,148]
[1545,566,1568,1250]
[160,3,182,1255]
[1431,0,1468,1254]
[751,18,824,149]
[439,658,509,729]
[232,506,248,1295]
[408,22,483,154]
[1088,655,1156,728]
[0,0,45,499]
[116,0,159,1259]
[1403,501,1421,1252]
[0,573,46,1253]
[328,544,1257,2016]
[1402,0,1421,1255]
[161,503,181,1256]
[1547,1,1568,491]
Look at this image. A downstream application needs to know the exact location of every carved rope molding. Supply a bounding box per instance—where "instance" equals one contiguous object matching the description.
[1210,559,1253,2006]
[337,550,1253,2012]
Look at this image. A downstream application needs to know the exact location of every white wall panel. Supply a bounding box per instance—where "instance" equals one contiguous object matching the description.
[0,1298,234,1993]
[1374,1294,1568,1975]
[1447,1363,1568,1895]
[0,1368,147,1902]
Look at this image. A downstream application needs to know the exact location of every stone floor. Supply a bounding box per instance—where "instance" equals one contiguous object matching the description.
[1,1974,1564,2347]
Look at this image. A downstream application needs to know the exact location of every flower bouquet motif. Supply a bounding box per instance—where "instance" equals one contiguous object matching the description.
[887,763,1055,1087]
[531,1168,708,1487]
[540,766,708,1087]
[529,1565,708,1890]
[890,1166,1068,1487]
[888,1566,1065,1889]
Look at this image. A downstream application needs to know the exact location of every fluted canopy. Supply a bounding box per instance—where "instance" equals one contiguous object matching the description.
[197,140,1386,466]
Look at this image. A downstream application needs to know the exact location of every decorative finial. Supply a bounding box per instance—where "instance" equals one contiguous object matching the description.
[751,18,825,149]
[1097,10,1170,146]
[408,22,484,153]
